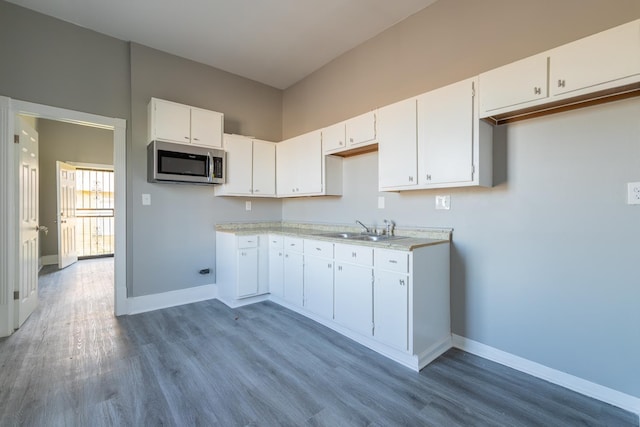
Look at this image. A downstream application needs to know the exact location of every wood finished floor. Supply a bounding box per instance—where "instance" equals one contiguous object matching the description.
[0,258,636,426]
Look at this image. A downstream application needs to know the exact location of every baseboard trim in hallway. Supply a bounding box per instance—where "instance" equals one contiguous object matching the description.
[452,334,640,419]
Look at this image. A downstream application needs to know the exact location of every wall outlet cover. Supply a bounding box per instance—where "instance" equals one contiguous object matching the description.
[141,193,151,206]
[378,196,385,209]
[628,182,640,205]
[245,201,252,211]
[435,195,451,210]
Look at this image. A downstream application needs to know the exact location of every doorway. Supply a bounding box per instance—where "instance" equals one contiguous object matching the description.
[0,96,127,337]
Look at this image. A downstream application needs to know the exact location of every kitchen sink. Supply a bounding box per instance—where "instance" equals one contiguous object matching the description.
[317,232,407,242]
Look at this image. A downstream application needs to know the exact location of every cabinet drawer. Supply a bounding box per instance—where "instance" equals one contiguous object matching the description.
[335,244,373,266]
[304,239,334,258]
[284,236,304,252]
[374,249,409,273]
[237,235,259,248]
[268,234,284,250]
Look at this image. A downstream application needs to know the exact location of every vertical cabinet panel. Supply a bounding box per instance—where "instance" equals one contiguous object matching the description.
[283,251,304,307]
[303,256,334,319]
[374,270,409,351]
[252,140,276,196]
[237,248,259,297]
[377,98,417,190]
[220,134,253,195]
[417,78,475,186]
[334,263,373,336]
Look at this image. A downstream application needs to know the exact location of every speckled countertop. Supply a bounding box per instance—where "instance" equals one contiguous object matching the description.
[215,221,451,251]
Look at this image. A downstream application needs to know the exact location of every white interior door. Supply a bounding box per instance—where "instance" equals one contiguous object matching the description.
[56,161,78,269]
[16,116,39,328]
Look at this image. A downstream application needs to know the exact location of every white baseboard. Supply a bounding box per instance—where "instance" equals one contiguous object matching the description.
[128,284,218,315]
[452,334,640,418]
[40,255,58,266]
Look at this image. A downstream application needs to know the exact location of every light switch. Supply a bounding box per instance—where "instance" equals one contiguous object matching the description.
[435,195,450,210]
[245,201,252,211]
[142,193,151,206]
[378,196,385,209]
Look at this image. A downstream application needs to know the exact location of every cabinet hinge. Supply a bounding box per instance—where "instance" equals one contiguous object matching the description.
[372,322,375,335]
[13,291,19,300]
[471,165,475,177]
[14,134,19,144]
[471,81,476,97]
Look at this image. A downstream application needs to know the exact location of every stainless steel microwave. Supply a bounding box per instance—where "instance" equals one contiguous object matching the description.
[147,140,225,185]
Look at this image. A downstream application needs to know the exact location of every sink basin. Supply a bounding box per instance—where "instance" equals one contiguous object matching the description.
[349,234,407,242]
[317,232,361,239]
[318,232,407,242]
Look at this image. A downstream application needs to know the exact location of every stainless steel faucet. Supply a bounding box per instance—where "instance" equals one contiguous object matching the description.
[383,219,395,236]
[355,220,370,233]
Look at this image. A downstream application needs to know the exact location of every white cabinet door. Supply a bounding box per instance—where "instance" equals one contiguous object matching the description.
[478,53,548,116]
[283,251,304,307]
[417,78,474,186]
[334,262,373,336]
[268,248,284,298]
[252,140,276,196]
[346,111,376,147]
[190,107,223,148]
[303,255,334,319]
[220,134,253,195]
[237,247,259,298]
[377,98,418,190]
[152,99,191,144]
[374,270,409,351]
[276,138,296,196]
[322,122,346,153]
[550,20,640,98]
[295,130,323,195]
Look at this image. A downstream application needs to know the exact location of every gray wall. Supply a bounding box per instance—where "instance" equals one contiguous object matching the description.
[37,119,113,257]
[129,43,283,297]
[281,0,640,397]
[0,1,130,122]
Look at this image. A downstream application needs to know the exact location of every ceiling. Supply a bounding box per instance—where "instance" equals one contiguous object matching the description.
[8,0,439,89]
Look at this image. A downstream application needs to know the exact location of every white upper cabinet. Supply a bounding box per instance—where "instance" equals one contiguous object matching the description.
[479,53,549,117]
[549,19,640,98]
[190,107,224,148]
[418,77,492,188]
[322,111,377,155]
[377,97,418,191]
[216,134,253,196]
[322,122,346,153]
[479,19,640,123]
[277,130,342,197]
[252,139,276,196]
[346,111,376,148]
[148,98,223,148]
[215,135,276,197]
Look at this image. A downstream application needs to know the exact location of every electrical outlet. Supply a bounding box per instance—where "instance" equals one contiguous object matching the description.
[628,182,640,205]
[141,193,151,206]
[378,196,385,209]
[245,201,252,211]
[435,195,450,210]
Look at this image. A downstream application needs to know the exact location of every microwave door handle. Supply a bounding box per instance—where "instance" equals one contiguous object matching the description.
[207,152,213,182]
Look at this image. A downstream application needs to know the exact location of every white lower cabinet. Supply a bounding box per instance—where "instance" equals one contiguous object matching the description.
[334,244,373,337]
[374,269,409,351]
[268,234,284,298]
[215,232,268,307]
[283,237,304,307]
[303,239,334,319]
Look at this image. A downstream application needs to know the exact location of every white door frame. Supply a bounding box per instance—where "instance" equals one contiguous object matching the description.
[0,96,127,337]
